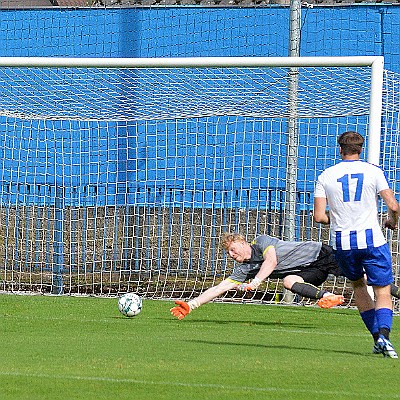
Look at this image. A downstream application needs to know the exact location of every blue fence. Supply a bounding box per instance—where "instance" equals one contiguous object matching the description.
[0,7,399,294]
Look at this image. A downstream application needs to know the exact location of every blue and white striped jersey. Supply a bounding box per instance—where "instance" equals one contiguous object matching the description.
[314,160,390,250]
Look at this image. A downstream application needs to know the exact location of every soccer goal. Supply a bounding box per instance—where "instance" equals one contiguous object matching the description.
[0,56,398,310]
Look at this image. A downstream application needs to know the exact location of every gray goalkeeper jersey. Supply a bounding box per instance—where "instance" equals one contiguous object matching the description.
[228,234,322,283]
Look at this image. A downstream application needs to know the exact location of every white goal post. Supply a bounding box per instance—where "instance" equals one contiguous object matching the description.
[0,55,398,312]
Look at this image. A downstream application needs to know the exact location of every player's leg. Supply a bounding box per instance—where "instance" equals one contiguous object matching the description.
[373,284,398,358]
[335,249,380,344]
[351,276,379,340]
[283,274,344,308]
[365,244,397,358]
[283,275,321,298]
[366,282,400,300]
[293,245,344,308]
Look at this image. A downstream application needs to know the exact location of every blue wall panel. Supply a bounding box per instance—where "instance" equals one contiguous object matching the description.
[0,7,398,208]
[0,7,399,68]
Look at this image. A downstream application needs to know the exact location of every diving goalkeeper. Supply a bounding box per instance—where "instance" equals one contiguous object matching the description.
[170,232,347,320]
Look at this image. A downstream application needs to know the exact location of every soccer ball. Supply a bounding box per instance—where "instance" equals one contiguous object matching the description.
[118,293,142,317]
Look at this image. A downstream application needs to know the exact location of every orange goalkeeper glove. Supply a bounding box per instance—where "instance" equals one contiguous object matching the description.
[170,300,191,320]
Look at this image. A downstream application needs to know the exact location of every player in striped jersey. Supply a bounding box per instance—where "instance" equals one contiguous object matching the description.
[314,131,399,358]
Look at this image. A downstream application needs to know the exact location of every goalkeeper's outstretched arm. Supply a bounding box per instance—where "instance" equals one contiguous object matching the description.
[170,238,279,319]
[170,279,237,320]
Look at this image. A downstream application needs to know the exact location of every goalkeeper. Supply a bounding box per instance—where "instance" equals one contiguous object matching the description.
[171,232,400,320]
[170,232,346,320]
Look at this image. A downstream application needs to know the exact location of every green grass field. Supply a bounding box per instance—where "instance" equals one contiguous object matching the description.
[1,294,399,400]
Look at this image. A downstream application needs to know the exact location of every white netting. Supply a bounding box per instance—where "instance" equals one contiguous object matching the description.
[0,66,373,121]
[0,59,398,313]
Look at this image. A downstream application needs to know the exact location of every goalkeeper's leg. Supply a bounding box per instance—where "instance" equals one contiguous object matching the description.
[283,275,344,308]
[391,283,400,299]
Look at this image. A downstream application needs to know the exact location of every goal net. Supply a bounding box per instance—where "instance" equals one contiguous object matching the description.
[0,56,398,311]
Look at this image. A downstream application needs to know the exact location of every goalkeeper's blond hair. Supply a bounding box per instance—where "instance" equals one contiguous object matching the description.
[220,232,246,250]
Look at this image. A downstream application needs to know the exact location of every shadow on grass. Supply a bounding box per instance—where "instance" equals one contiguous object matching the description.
[186,338,369,357]
[181,318,317,330]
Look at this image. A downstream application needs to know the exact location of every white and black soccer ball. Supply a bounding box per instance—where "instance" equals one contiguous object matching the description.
[118,293,142,317]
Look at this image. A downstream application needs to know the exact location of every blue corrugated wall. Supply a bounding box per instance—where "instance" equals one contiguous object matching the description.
[0,6,398,208]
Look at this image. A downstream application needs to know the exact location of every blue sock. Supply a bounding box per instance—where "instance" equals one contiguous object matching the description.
[376,308,393,331]
[360,308,378,337]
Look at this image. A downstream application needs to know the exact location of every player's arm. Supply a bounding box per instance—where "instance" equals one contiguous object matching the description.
[170,279,237,320]
[313,196,330,225]
[380,188,399,230]
[238,246,278,291]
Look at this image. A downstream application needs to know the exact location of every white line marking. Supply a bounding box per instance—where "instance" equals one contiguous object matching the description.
[0,371,399,398]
